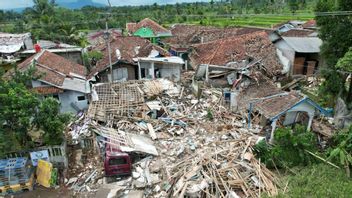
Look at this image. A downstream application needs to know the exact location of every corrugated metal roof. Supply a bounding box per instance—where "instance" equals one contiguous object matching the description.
[282,37,322,53]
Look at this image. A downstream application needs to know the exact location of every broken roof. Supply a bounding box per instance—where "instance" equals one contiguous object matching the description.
[87,29,122,45]
[126,18,171,36]
[189,31,283,76]
[253,91,330,120]
[282,37,322,53]
[88,36,170,78]
[6,50,88,92]
[164,24,272,50]
[0,32,32,53]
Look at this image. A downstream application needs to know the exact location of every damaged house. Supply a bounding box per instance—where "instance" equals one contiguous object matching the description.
[0,32,33,73]
[88,36,170,83]
[5,50,90,113]
[164,24,271,65]
[126,18,172,43]
[274,37,323,76]
[137,56,184,82]
[190,31,285,79]
[191,31,330,141]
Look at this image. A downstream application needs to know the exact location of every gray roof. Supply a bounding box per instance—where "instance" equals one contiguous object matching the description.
[282,37,322,53]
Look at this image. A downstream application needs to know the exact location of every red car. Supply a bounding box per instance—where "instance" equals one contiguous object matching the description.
[104,143,132,177]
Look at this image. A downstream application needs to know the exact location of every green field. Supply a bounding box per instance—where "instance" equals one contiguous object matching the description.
[172,13,315,28]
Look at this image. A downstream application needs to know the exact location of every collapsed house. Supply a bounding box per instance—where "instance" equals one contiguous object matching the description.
[126,18,172,43]
[87,37,170,83]
[164,24,272,63]
[5,50,90,113]
[190,31,285,76]
[0,32,34,72]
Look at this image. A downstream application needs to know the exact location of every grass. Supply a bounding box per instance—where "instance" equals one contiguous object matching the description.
[270,164,352,198]
[165,13,315,28]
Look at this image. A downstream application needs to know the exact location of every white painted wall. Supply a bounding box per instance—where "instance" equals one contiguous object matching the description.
[58,90,88,114]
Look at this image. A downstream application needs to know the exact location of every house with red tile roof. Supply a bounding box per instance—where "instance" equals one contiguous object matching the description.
[88,36,170,83]
[5,50,90,113]
[126,18,172,43]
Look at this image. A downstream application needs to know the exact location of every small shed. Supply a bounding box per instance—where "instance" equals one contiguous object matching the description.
[138,57,184,82]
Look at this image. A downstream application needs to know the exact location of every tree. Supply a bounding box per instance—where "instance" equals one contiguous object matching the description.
[0,69,39,153]
[336,48,352,102]
[35,98,71,146]
[316,0,352,106]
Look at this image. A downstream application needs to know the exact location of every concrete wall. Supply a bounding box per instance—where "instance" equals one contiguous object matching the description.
[58,90,88,113]
[156,63,181,82]
[98,63,136,83]
[32,80,88,114]
[139,61,182,82]
[56,51,83,65]
[283,100,316,125]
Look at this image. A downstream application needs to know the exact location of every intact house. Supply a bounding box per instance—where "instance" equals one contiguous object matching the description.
[20,40,83,65]
[126,18,172,44]
[5,50,90,114]
[88,36,170,83]
[274,37,323,76]
[137,56,184,82]
[163,24,272,67]
[0,32,33,73]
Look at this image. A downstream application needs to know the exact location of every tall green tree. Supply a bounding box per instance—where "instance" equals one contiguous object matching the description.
[316,0,352,106]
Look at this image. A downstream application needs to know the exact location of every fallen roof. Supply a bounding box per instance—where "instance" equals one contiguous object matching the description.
[0,32,32,53]
[282,37,322,53]
[253,91,330,120]
[189,31,283,76]
[5,50,88,92]
[164,24,273,49]
[0,32,31,45]
[126,18,171,36]
[88,36,170,78]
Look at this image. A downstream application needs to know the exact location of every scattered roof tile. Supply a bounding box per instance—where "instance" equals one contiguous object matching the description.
[164,24,273,50]
[189,31,283,76]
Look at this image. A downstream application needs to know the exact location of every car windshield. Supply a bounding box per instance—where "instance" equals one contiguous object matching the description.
[108,157,127,165]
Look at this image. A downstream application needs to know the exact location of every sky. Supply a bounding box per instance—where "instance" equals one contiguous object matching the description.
[0,0,209,9]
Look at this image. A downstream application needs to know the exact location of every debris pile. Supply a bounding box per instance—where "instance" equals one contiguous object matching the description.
[65,78,279,197]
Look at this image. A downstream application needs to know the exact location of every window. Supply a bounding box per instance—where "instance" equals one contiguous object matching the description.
[52,94,59,100]
[108,158,128,166]
[77,95,86,101]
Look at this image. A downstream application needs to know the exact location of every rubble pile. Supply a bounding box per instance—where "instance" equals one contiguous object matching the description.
[65,78,278,197]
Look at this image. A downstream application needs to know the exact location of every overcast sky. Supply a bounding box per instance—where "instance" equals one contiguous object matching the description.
[0,0,209,9]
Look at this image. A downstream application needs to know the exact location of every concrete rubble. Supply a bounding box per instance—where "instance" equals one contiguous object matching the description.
[65,77,279,197]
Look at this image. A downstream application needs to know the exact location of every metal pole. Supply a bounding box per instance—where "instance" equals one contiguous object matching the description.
[105,21,113,82]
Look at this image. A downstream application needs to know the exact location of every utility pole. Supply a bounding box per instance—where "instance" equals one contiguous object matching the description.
[103,0,113,82]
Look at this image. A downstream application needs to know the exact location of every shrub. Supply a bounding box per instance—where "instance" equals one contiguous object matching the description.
[254,125,318,168]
